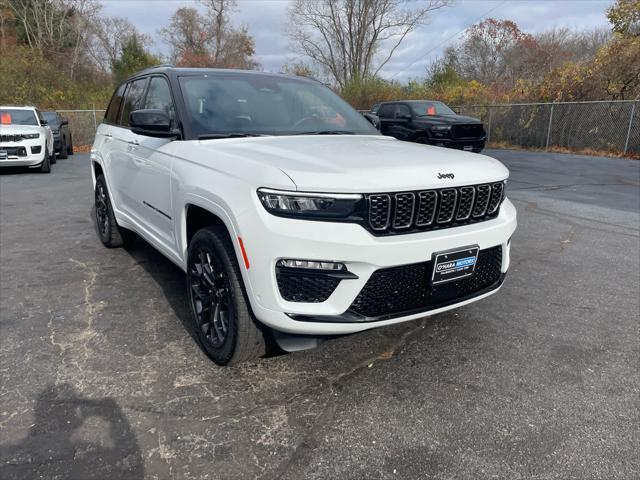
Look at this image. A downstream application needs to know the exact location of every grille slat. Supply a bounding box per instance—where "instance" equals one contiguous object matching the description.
[349,246,503,318]
[487,182,504,214]
[456,187,476,220]
[393,193,415,229]
[367,182,505,235]
[368,194,391,231]
[416,191,437,226]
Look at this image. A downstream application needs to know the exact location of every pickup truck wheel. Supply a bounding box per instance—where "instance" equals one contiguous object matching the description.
[94,174,135,248]
[39,153,50,173]
[187,227,266,366]
[59,138,68,159]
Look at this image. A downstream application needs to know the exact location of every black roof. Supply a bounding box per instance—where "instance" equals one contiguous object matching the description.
[126,65,315,84]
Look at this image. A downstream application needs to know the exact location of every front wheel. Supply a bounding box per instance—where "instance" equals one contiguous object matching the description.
[67,135,73,155]
[39,152,50,173]
[187,227,267,366]
[59,138,68,159]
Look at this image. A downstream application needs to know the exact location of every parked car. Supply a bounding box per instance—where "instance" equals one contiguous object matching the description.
[376,100,487,152]
[0,106,55,173]
[42,111,73,159]
[91,66,516,365]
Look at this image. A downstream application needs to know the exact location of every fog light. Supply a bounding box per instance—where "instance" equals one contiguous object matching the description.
[277,259,345,271]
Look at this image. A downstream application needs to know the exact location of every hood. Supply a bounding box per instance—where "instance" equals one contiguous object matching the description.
[414,114,482,125]
[0,124,42,134]
[196,135,508,193]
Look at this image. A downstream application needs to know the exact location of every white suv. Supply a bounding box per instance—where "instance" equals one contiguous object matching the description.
[91,67,517,365]
[0,106,55,173]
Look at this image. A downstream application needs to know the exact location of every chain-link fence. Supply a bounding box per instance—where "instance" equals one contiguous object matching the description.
[456,100,639,156]
[61,100,639,157]
[57,109,105,147]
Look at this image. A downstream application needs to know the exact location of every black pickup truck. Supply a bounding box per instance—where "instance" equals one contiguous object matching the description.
[374,100,486,153]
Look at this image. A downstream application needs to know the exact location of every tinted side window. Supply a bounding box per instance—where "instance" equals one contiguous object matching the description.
[378,104,395,118]
[143,77,175,122]
[105,83,126,124]
[119,78,148,127]
[396,104,411,118]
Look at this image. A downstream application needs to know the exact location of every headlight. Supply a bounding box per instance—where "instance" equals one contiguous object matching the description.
[257,188,363,219]
[430,125,451,131]
[22,133,40,139]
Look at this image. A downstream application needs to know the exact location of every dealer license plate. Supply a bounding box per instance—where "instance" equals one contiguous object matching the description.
[431,246,479,285]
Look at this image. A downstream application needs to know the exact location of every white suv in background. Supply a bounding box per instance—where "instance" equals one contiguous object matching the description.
[91,67,517,365]
[0,106,55,173]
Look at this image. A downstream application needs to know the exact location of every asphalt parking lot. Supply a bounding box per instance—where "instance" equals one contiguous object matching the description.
[1,149,638,480]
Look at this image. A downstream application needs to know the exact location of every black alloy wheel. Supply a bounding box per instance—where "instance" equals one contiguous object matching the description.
[188,248,233,349]
[95,180,110,241]
[94,174,133,248]
[186,227,267,365]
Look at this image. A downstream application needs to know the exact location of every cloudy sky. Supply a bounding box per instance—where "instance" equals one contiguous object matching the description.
[100,0,613,81]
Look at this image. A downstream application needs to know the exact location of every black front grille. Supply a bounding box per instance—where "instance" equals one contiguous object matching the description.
[349,246,503,319]
[0,134,23,142]
[276,268,340,303]
[0,146,27,157]
[366,182,505,235]
[452,124,484,139]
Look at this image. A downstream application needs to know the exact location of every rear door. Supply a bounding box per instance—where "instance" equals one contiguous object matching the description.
[97,82,126,207]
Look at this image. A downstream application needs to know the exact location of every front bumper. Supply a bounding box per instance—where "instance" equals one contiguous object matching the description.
[0,140,47,167]
[429,137,486,151]
[239,198,517,335]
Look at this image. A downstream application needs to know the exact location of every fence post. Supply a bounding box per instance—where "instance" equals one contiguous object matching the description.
[487,107,493,144]
[545,103,555,151]
[92,103,97,131]
[624,102,636,156]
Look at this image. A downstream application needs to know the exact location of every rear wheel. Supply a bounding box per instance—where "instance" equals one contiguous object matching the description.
[67,135,73,155]
[187,227,267,366]
[50,148,56,164]
[415,135,429,144]
[94,174,136,248]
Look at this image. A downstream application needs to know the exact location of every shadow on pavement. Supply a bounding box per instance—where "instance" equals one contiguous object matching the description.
[0,384,143,480]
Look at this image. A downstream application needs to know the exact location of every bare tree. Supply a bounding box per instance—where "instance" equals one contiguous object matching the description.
[287,0,450,88]
[159,1,258,69]
[7,0,101,78]
[90,16,153,72]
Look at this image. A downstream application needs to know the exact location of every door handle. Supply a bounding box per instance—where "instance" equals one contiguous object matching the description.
[127,139,140,145]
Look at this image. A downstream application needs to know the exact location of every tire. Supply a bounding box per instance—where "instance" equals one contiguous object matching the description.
[94,174,136,248]
[67,135,73,155]
[59,138,68,159]
[415,135,429,144]
[187,227,267,366]
[50,148,56,164]
[39,152,50,173]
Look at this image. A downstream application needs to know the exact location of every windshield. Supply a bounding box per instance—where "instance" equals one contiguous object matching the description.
[0,109,38,126]
[410,101,456,117]
[179,73,378,137]
[42,112,60,126]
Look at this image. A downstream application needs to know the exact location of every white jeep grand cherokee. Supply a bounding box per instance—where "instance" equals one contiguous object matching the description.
[0,106,55,173]
[91,67,517,365]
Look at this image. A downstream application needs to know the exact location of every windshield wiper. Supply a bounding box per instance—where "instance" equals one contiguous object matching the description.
[198,133,266,140]
[293,130,356,135]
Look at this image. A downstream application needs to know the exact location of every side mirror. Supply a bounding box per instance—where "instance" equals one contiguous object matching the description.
[362,112,380,130]
[40,119,48,126]
[61,119,69,126]
[130,109,173,137]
